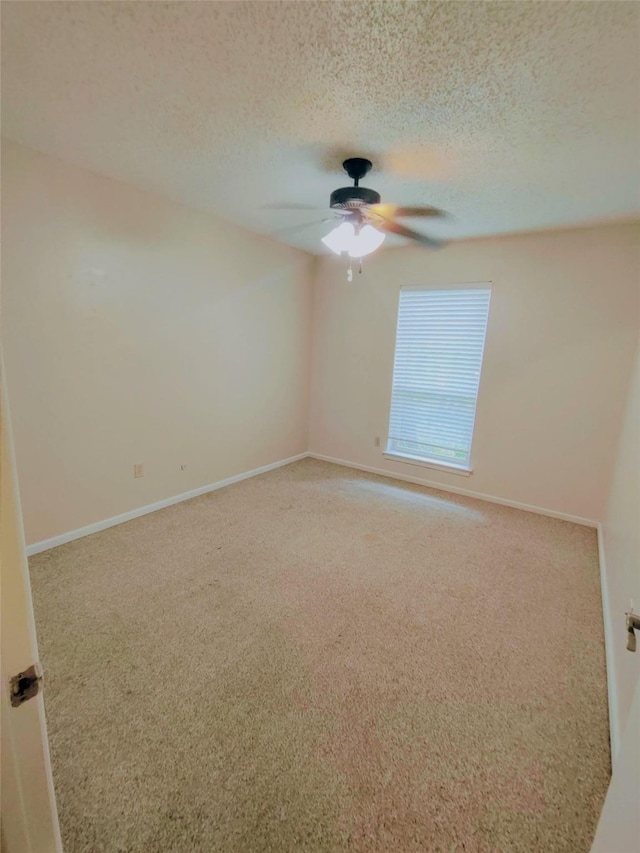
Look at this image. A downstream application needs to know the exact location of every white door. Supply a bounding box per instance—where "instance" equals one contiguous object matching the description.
[1,355,62,853]
[591,677,640,853]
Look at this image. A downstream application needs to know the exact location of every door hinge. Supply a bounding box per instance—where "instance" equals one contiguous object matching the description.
[10,663,43,707]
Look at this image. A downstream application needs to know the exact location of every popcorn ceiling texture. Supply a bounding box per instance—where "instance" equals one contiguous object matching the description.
[2,1,639,252]
[29,459,610,852]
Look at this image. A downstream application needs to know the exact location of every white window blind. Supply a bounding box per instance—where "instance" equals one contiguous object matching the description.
[386,286,491,470]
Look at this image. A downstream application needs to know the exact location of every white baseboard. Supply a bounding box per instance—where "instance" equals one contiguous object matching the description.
[596,522,621,769]
[307,452,598,528]
[26,453,308,557]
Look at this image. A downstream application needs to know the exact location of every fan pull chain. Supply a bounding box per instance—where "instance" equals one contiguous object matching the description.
[346,258,364,281]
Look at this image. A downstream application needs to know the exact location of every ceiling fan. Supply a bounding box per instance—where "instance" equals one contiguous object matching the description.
[273,157,448,268]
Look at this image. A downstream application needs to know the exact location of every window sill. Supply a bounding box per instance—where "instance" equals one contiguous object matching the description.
[383,452,473,477]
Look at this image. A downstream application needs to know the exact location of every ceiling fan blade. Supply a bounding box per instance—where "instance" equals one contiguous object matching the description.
[368,204,447,219]
[263,203,325,211]
[272,218,335,235]
[263,203,354,214]
[377,218,444,248]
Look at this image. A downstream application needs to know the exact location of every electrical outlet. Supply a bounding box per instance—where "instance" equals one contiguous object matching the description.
[374,436,381,448]
[134,464,144,478]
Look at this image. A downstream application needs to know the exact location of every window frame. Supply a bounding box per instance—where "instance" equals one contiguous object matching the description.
[383,282,492,477]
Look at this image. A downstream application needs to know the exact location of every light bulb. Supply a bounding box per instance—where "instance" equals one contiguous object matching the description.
[321,221,355,255]
[347,224,386,258]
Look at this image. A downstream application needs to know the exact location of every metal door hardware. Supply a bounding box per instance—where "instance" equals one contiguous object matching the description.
[626,612,640,653]
[9,663,43,707]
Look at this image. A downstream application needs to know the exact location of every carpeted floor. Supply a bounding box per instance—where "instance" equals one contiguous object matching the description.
[29,458,610,852]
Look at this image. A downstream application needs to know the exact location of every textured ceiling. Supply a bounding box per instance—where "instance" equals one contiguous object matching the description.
[2,1,639,253]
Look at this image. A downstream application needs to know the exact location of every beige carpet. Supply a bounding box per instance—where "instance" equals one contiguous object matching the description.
[29,458,610,852]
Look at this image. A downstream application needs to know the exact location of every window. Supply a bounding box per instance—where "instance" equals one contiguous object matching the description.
[385,285,491,473]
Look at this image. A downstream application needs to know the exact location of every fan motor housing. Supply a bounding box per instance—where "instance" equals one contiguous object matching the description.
[330,186,381,210]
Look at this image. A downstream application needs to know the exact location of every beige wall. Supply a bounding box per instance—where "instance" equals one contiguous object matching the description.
[309,224,640,522]
[1,141,313,545]
[3,141,638,543]
[601,342,640,748]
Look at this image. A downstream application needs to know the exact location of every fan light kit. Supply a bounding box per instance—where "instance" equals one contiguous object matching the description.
[321,221,386,258]
[275,157,448,280]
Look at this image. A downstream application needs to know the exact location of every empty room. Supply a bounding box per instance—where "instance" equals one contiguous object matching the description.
[1,2,639,852]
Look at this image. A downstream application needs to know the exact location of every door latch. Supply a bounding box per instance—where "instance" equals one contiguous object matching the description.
[9,663,43,707]
[626,611,640,653]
